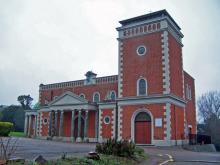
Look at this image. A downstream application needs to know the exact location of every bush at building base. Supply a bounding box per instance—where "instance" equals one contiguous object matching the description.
[95,139,145,160]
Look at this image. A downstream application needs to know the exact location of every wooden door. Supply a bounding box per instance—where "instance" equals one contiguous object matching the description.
[135,121,151,144]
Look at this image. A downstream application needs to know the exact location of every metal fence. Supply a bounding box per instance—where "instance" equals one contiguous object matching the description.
[189,134,211,145]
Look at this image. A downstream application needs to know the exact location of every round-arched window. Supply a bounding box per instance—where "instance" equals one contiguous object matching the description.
[110,91,116,100]
[93,92,100,103]
[138,79,147,95]
[79,93,85,99]
[104,116,111,124]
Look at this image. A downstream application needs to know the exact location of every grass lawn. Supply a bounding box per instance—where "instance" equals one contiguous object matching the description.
[9,131,25,137]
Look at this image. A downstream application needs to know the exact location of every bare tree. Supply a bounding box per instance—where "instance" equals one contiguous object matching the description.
[198,91,220,121]
[0,137,18,163]
[197,91,220,150]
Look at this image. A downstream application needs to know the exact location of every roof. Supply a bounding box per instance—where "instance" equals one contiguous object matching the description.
[119,9,181,30]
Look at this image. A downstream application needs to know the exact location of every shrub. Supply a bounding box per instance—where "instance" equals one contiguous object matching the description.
[0,122,14,136]
[96,139,139,158]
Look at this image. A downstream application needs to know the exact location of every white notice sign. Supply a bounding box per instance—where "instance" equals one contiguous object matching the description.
[155,118,162,127]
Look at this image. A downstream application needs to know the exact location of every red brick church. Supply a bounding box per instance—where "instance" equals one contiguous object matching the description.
[25,10,196,146]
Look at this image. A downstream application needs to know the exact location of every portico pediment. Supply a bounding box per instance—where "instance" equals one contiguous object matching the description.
[49,91,88,106]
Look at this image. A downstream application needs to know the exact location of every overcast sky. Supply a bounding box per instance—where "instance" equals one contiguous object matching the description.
[0,0,219,105]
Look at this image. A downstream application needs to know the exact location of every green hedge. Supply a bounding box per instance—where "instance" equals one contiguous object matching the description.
[0,122,14,136]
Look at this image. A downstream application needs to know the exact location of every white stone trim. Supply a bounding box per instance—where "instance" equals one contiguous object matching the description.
[136,77,148,96]
[103,115,111,125]
[98,108,103,141]
[39,112,43,136]
[136,45,147,56]
[117,106,123,140]
[165,103,171,142]
[117,18,182,44]
[118,41,123,98]
[161,30,170,94]
[131,109,154,144]
[117,94,186,107]
[111,108,116,139]
[98,103,116,109]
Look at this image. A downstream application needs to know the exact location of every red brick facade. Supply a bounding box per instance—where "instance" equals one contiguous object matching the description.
[25,10,196,146]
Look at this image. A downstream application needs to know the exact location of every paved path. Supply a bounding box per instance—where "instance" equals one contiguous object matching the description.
[142,146,220,165]
[3,137,220,164]
[7,137,96,160]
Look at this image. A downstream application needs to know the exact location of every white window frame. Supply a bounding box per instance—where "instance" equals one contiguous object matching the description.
[104,116,111,124]
[93,92,100,102]
[136,45,147,56]
[110,90,116,100]
[137,77,147,96]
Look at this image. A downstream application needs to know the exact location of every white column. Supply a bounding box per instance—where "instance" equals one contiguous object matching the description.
[76,110,82,142]
[59,111,64,137]
[34,115,38,137]
[54,111,58,136]
[71,110,75,142]
[28,115,32,137]
[84,110,89,141]
[24,114,28,136]
[95,110,98,140]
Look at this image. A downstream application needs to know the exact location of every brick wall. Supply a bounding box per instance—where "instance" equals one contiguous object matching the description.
[121,32,163,97]
[101,109,113,138]
[169,33,184,98]
[120,104,166,140]
[40,82,117,106]
[184,71,196,134]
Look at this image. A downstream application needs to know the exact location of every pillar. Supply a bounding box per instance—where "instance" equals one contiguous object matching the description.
[95,110,98,140]
[34,115,38,137]
[59,111,64,137]
[54,111,58,136]
[24,114,28,136]
[48,112,52,136]
[71,110,75,142]
[84,110,89,141]
[28,115,32,137]
[76,110,82,142]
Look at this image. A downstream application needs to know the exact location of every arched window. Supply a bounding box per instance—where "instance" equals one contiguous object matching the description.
[135,112,151,122]
[79,93,85,99]
[93,92,100,103]
[110,91,116,100]
[137,78,147,95]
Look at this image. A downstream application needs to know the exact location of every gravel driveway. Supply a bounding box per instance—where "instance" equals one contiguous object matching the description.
[4,137,96,160]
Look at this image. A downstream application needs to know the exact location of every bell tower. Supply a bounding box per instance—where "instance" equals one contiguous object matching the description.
[117,10,184,99]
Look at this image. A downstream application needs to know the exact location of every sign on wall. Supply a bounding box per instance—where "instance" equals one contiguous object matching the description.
[155,118,162,127]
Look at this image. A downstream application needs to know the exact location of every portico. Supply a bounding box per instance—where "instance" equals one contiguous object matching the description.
[25,91,98,142]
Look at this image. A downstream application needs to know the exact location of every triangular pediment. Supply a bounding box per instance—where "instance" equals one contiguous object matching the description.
[49,91,88,106]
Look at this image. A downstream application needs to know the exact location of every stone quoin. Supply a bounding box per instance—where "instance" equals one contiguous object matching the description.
[25,9,196,146]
